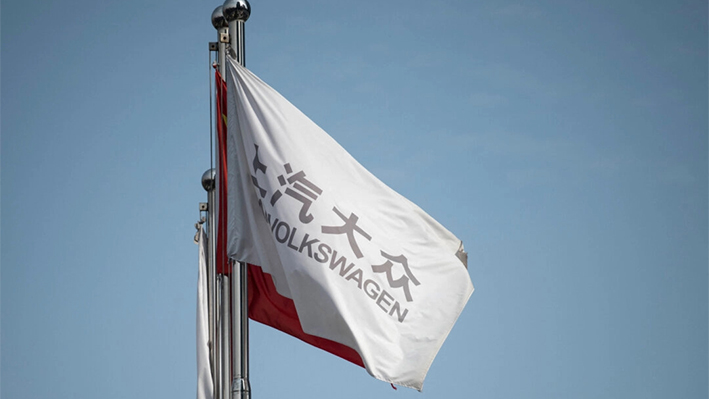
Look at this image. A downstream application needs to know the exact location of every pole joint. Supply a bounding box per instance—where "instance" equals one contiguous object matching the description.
[231,377,251,399]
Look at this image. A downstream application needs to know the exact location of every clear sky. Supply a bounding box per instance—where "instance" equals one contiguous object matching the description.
[2,0,707,398]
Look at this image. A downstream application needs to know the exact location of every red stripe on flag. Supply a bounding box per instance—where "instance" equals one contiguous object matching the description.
[247,263,365,368]
[216,70,230,275]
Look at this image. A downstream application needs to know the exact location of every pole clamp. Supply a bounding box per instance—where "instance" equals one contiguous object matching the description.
[231,378,251,397]
[220,31,230,43]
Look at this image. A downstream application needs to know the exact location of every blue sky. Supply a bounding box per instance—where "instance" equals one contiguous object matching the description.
[2,0,707,398]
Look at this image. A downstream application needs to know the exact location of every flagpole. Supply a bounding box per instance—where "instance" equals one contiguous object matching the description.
[201,168,219,398]
[222,1,251,399]
[212,6,229,82]
[211,6,231,399]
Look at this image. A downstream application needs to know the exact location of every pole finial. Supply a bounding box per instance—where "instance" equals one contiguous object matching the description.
[202,168,216,191]
[212,6,228,29]
[223,0,250,22]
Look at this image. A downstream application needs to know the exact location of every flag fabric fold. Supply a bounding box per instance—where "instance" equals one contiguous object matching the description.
[196,227,214,399]
[216,70,230,275]
[225,57,474,391]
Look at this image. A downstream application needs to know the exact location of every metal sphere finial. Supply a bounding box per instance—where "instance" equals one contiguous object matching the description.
[211,6,227,29]
[201,168,216,191]
[223,0,251,22]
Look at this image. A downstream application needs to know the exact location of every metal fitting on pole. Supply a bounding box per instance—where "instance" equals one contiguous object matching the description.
[201,168,216,192]
[211,6,229,78]
[222,0,250,66]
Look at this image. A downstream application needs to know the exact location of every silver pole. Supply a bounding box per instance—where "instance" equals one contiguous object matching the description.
[224,0,249,65]
[222,1,251,399]
[221,274,232,399]
[211,8,230,399]
[201,169,219,399]
[231,261,249,398]
[215,273,223,399]
[211,6,229,78]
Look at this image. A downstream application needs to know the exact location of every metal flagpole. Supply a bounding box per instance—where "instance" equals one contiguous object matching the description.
[211,8,231,399]
[221,273,231,399]
[222,1,251,399]
[207,6,232,398]
[212,6,229,78]
[201,168,219,399]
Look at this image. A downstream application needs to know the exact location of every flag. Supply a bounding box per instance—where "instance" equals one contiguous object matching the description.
[215,70,230,275]
[225,57,474,391]
[196,226,214,399]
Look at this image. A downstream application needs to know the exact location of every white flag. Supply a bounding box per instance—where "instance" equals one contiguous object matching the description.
[196,227,213,399]
[226,57,474,391]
